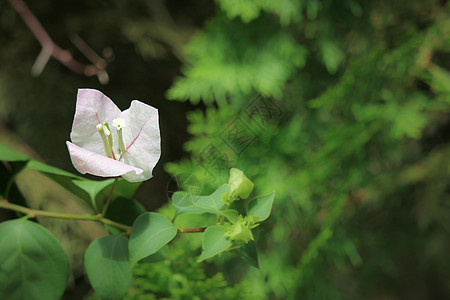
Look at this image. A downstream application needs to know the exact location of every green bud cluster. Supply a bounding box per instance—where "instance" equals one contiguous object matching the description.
[218,168,259,244]
[220,192,239,205]
[224,215,259,244]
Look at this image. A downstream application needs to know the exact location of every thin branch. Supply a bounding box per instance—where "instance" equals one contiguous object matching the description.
[101,177,118,217]
[178,227,206,233]
[8,0,109,84]
[0,199,208,235]
[0,199,131,232]
[31,48,52,76]
[70,34,108,69]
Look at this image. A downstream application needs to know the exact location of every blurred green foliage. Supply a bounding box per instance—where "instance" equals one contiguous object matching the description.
[125,235,251,300]
[165,0,450,299]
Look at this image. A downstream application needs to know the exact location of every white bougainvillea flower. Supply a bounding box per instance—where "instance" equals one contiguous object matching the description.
[66,88,161,182]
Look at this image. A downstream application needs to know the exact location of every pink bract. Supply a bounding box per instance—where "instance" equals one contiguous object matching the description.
[66,88,161,182]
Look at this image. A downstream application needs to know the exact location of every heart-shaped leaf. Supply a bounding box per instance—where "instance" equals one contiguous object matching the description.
[198,226,232,262]
[84,234,131,300]
[220,209,239,223]
[246,191,276,222]
[171,184,229,215]
[235,240,259,269]
[129,212,177,266]
[0,219,69,300]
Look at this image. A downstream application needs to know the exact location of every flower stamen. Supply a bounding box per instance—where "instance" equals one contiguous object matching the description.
[97,123,114,159]
[113,118,127,156]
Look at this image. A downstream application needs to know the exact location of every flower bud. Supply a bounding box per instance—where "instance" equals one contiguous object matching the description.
[228,168,254,199]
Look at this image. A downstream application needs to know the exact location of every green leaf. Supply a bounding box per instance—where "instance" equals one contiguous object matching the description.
[157,203,176,221]
[220,209,239,223]
[166,20,306,103]
[137,246,169,263]
[72,178,115,208]
[235,240,259,269]
[0,143,139,209]
[0,161,28,207]
[174,213,217,228]
[320,39,344,74]
[24,160,141,210]
[25,160,80,178]
[0,144,84,204]
[104,198,146,234]
[246,191,276,222]
[429,63,450,96]
[0,143,29,161]
[228,168,254,199]
[84,234,131,300]
[73,178,141,211]
[0,218,69,300]
[171,184,229,215]
[389,105,427,139]
[89,179,143,209]
[198,226,232,262]
[129,212,177,266]
[22,160,92,206]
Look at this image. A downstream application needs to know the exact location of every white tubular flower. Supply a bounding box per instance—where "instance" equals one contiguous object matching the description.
[112,118,127,130]
[113,118,127,154]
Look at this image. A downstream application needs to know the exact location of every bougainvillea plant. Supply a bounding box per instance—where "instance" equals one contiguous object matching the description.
[0,89,274,300]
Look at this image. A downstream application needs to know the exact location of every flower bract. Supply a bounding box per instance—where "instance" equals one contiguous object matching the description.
[66,88,161,182]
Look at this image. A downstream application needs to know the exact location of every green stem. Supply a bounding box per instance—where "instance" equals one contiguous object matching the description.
[0,200,132,232]
[101,177,118,217]
[101,218,132,232]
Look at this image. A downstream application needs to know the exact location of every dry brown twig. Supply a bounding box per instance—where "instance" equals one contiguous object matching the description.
[8,0,110,84]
